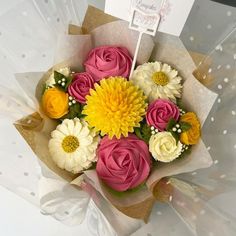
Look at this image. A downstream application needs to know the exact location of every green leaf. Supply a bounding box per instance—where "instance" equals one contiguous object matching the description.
[54,71,65,83]
[87,162,97,170]
[178,145,192,159]
[78,114,86,119]
[134,127,143,140]
[61,103,82,120]
[54,71,73,92]
[134,122,152,143]
[102,181,147,197]
[73,102,81,113]
[176,98,183,108]
[64,76,73,90]
[171,131,180,142]
[42,83,47,95]
[176,99,189,114]
[166,118,177,131]
[180,121,192,132]
[141,123,152,142]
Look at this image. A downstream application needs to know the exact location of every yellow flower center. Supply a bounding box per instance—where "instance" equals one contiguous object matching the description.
[152,72,169,86]
[62,135,79,153]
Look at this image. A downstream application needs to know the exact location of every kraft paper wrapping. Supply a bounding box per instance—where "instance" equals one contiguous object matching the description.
[15,114,77,182]
[14,6,217,222]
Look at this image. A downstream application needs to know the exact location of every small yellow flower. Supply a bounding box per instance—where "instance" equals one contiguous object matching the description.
[180,112,201,145]
[42,87,69,119]
[82,77,147,139]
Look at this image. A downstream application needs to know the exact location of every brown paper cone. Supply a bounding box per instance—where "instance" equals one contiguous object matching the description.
[15,113,78,182]
[115,197,156,223]
[82,6,117,34]
[68,24,84,35]
[152,178,174,202]
[189,51,214,87]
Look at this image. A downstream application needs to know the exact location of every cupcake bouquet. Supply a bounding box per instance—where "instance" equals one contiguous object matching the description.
[41,44,201,193]
[6,6,217,229]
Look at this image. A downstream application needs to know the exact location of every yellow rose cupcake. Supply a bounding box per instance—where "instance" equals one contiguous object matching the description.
[180,112,201,145]
[42,87,69,119]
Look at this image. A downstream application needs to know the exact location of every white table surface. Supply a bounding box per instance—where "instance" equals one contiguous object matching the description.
[0,186,91,236]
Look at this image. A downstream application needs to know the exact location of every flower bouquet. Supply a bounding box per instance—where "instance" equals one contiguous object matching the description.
[1,2,236,236]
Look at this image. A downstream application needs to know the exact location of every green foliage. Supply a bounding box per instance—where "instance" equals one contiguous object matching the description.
[134,127,142,140]
[166,119,192,143]
[87,162,97,170]
[61,103,83,120]
[166,118,180,142]
[54,71,73,91]
[54,71,64,83]
[176,98,183,108]
[134,122,152,143]
[102,181,147,198]
[178,145,192,159]
[171,131,180,142]
[42,83,47,95]
[166,118,177,131]
[180,121,192,132]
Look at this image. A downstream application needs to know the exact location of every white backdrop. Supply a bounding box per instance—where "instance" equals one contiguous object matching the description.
[0,186,91,236]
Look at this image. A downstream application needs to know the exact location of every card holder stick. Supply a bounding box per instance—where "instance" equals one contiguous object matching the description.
[129,0,166,78]
[130,31,144,78]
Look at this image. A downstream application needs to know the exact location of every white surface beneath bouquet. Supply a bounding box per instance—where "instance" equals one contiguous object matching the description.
[0,185,91,236]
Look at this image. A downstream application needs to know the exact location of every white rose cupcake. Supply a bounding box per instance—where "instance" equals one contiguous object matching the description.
[149,132,183,162]
[49,118,100,174]
[131,62,182,102]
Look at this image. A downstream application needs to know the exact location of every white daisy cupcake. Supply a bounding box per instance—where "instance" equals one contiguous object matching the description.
[131,62,182,102]
[49,118,100,174]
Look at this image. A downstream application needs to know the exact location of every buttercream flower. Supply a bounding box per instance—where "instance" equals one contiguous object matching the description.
[84,46,132,81]
[149,132,183,162]
[131,62,182,102]
[46,67,70,88]
[82,77,147,139]
[96,134,151,191]
[42,87,69,119]
[180,112,201,145]
[68,72,95,104]
[49,118,100,174]
[146,99,180,131]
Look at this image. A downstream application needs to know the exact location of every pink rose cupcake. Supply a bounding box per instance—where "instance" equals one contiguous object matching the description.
[84,46,132,82]
[146,99,180,131]
[68,72,95,104]
[96,134,151,192]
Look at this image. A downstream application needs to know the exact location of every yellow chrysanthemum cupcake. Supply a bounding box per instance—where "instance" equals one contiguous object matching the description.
[82,77,147,139]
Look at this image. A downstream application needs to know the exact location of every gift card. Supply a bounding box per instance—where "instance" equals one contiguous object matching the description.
[105,0,195,36]
[129,0,164,36]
